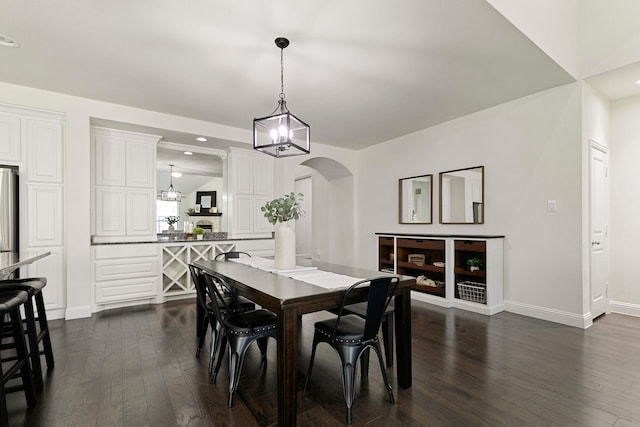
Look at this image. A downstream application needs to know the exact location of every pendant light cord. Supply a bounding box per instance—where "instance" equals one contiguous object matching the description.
[279,46,285,101]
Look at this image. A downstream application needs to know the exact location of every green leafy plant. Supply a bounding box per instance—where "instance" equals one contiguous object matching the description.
[261,192,304,225]
[192,227,205,235]
[466,257,483,268]
[165,215,179,226]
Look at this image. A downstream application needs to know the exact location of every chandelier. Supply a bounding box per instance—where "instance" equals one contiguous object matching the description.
[161,164,182,201]
[253,37,310,158]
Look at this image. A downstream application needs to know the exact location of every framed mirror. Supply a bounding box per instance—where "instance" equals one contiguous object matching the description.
[399,174,433,224]
[439,166,484,224]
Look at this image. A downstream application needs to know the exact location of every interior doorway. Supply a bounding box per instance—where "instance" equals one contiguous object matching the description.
[590,140,609,320]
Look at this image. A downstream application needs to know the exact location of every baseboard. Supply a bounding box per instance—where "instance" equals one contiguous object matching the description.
[610,300,640,318]
[506,300,591,328]
[65,305,92,320]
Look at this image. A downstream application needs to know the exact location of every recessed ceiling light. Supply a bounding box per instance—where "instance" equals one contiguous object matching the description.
[172,172,182,178]
[183,151,193,156]
[196,137,207,142]
[635,79,640,85]
[0,34,19,48]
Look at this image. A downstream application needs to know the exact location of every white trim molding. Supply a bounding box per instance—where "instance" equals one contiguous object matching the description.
[610,300,640,318]
[506,300,592,329]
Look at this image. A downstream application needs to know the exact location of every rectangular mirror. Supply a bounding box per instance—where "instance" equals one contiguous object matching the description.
[399,174,433,224]
[439,166,484,224]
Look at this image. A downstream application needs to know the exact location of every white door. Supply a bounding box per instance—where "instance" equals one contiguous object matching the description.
[590,141,609,319]
[295,177,312,258]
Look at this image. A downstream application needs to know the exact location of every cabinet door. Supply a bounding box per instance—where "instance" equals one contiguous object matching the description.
[26,247,64,310]
[234,194,255,235]
[233,154,255,194]
[126,140,155,188]
[0,113,21,161]
[95,187,126,235]
[26,118,63,183]
[26,184,64,247]
[254,195,273,234]
[126,189,155,236]
[94,134,126,187]
[254,157,273,195]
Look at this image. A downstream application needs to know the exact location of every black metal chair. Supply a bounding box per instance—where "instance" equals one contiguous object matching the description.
[189,264,254,375]
[214,251,251,260]
[0,278,54,391]
[0,289,36,427]
[340,301,394,367]
[203,272,277,407]
[304,277,399,425]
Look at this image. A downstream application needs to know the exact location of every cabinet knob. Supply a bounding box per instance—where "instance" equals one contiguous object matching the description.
[591,240,601,246]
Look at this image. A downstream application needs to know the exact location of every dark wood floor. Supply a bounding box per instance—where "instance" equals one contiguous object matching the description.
[5,298,640,426]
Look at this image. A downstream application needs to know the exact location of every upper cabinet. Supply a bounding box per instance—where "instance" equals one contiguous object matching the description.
[0,112,21,162]
[91,127,161,243]
[225,148,273,238]
[26,118,63,183]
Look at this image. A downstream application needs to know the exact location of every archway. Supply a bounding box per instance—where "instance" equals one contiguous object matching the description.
[294,157,354,265]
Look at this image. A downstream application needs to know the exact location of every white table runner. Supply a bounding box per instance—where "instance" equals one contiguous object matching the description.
[229,257,363,290]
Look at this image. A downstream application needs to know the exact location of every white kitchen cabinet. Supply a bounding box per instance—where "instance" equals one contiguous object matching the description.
[91,126,161,243]
[0,112,21,162]
[25,118,63,183]
[225,148,273,238]
[26,184,64,247]
[0,103,66,320]
[93,244,159,307]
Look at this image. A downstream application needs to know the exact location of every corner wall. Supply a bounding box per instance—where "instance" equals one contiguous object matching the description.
[356,82,586,326]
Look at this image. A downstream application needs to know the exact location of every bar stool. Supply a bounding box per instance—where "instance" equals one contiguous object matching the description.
[0,278,54,391]
[0,289,37,427]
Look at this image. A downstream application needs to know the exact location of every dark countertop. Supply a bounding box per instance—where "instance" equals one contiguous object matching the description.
[376,232,505,239]
[0,251,51,279]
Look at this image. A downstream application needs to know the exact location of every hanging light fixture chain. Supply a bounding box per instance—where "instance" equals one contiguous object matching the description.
[279,45,285,101]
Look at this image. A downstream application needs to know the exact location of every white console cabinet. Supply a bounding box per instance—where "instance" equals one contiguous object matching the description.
[377,233,504,315]
[91,127,161,243]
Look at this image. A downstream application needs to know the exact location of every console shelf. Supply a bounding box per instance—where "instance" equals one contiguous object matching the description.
[377,233,504,315]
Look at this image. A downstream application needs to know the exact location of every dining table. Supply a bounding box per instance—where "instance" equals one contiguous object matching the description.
[0,251,51,280]
[194,257,415,427]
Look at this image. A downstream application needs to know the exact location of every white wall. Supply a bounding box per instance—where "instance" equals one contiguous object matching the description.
[610,94,640,315]
[357,82,586,325]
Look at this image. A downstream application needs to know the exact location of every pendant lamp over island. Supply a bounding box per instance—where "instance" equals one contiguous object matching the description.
[161,164,182,201]
[253,37,310,158]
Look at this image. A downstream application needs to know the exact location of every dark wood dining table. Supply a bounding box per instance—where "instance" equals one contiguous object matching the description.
[194,258,415,427]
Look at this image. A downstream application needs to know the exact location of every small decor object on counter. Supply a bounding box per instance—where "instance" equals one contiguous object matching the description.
[194,204,201,213]
[261,192,304,270]
[193,227,205,240]
[466,257,483,272]
[165,215,179,232]
[408,254,425,266]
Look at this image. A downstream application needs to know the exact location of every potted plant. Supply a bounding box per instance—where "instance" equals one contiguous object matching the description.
[165,215,179,232]
[193,227,205,240]
[466,257,483,272]
[261,192,304,269]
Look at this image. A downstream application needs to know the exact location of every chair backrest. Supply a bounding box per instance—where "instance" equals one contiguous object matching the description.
[188,264,209,312]
[214,251,251,260]
[336,276,399,342]
[201,271,254,332]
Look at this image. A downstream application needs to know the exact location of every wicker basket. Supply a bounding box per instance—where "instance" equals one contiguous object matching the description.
[457,281,486,303]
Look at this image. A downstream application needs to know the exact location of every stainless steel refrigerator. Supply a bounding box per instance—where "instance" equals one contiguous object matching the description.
[0,166,19,252]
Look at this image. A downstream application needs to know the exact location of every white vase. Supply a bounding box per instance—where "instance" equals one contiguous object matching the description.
[196,234,203,240]
[274,222,296,270]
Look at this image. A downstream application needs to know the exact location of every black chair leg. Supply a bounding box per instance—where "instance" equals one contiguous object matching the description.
[212,336,227,383]
[336,346,360,425]
[195,316,208,358]
[34,292,54,369]
[382,312,394,367]
[227,335,257,407]
[373,342,394,404]
[10,309,36,409]
[23,297,43,391]
[304,338,320,394]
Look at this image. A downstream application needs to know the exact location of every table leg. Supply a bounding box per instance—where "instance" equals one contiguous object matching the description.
[277,307,299,426]
[196,301,204,337]
[394,288,412,388]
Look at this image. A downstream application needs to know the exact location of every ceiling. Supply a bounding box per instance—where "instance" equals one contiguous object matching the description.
[0,0,577,151]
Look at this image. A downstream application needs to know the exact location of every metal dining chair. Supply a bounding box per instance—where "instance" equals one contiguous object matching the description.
[189,264,255,375]
[202,272,277,407]
[214,251,251,260]
[304,276,399,424]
